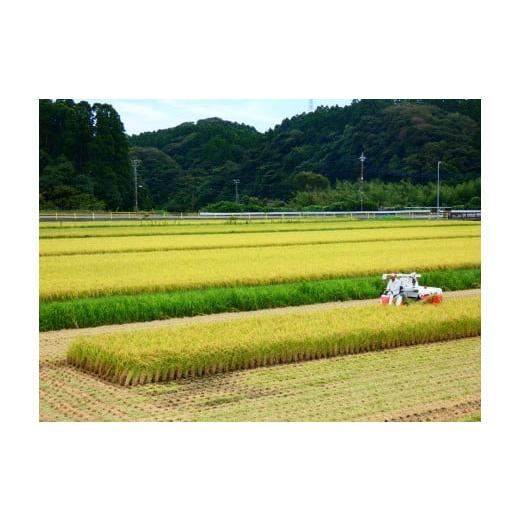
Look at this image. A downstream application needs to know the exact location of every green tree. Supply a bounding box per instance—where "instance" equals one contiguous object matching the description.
[293,171,330,191]
[88,103,133,209]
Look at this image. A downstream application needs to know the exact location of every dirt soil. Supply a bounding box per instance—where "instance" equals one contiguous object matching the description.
[40,289,481,422]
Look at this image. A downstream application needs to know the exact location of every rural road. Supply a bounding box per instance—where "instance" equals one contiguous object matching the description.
[40,288,481,354]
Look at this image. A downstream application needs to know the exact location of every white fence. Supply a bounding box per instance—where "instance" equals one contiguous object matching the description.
[200,210,441,220]
[38,209,481,222]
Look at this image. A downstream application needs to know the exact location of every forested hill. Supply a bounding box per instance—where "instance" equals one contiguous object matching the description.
[40,99,480,211]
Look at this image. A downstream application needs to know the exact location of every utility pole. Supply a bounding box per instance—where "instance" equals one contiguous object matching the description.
[232,179,240,203]
[437,160,442,215]
[359,151,366,212]
[131,159,141,212]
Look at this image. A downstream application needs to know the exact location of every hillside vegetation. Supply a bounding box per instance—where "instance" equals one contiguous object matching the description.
[40,99,480,211]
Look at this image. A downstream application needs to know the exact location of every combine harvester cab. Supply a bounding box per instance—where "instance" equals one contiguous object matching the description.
[380,273,443,305]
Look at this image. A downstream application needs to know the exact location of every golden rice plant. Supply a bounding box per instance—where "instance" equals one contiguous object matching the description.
[67,296,481,385]
[40,224,480,256]
[40,236,481,301]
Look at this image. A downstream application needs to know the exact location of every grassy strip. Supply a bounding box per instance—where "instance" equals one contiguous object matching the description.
[40,268,480,331]
[67,296,481,385]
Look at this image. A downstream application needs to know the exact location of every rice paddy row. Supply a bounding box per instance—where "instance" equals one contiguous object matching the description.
[40,224,480,256]
[40,268,480,331]
[40,219,478,239]
[67,296,481,385]
[40,236,480,301]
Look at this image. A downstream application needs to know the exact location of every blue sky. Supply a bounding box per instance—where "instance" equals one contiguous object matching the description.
[85,99,353,135]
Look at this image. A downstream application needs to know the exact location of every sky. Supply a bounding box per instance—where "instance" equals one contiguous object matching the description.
[85,99,353,135]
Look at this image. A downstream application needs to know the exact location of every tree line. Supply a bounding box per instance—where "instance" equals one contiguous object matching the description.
[202,178,481,212]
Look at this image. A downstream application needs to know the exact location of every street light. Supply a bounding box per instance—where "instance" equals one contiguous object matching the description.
[437,160,442,215]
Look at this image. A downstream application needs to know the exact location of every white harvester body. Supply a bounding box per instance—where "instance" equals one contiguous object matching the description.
[380,272,443,305]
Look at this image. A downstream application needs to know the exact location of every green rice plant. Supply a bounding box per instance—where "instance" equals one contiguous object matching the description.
[40,236,480,301]
[39,224,480,256]
[39,268,481,331]
[67,296,481,385]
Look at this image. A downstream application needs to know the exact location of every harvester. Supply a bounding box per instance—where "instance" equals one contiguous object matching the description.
[380,272,443,305]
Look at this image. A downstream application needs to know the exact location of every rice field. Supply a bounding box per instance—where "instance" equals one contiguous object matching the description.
[40,334,481,422]
[40,236,480,301]
[40,223,481,256]
[40,218,477,239]
[68,296,480,385]
[39,268,481,331]
[40,218,481,421]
